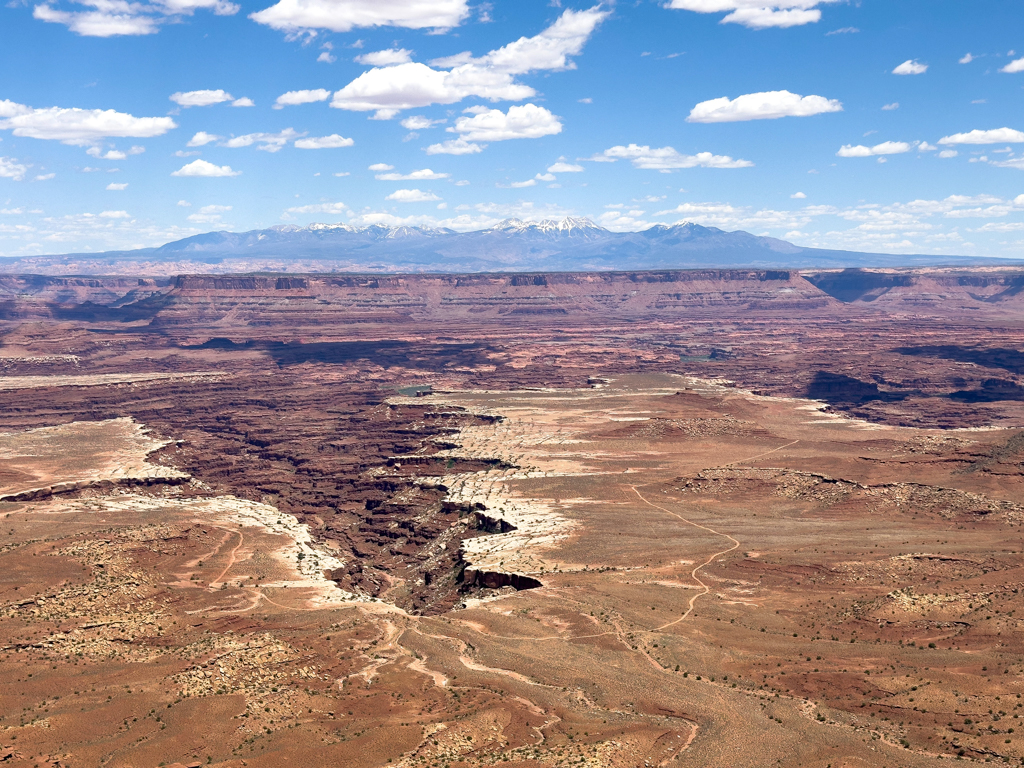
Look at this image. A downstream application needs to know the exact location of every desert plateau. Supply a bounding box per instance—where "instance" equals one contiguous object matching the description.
[0,268,1021,767]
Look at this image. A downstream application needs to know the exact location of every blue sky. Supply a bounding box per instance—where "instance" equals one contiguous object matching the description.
[1,0,1024,258]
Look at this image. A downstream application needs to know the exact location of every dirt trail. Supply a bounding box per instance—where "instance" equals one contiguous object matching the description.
[627,486,740,630]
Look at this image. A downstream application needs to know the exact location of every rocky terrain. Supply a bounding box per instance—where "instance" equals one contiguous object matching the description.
[0,266,1023,767]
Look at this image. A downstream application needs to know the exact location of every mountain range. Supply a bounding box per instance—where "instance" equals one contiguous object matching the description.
[0,218,1016,275]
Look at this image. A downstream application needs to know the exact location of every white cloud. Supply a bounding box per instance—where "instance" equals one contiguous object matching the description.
[318,51,336,63]
[106,182,128,190]
[507,179,536,188]
[592,144,754,170]
[99,210,130,218]
[939,128,1024,145]
[355,48,413,66]
[221,128,302,152]
[333,171,350,177]
[34,173,56,181]
[386,188,441,202]
[170,90,236,107]
[330,7,607,116]
[274,89,331,108]
[548,161,584,173]
[791,192,806,199]
[687,90,842,123]
[836,141,912,157]
[0,157,29,181]
[401,115,445,130]
[882,102,899,111]
[171,159,241,177]
[186,203,232,222]
[666,0,840,29]
[535,172,556,182]
[960,53,974,64]
[991,157,1024,170]
[918,142,937,151]
[187,131,220,147]
[376,168,449,180]
[893,59,927,75]
[938,149,958,158]
[1001,57,1024,74]
[294,134,354,149]
[449,104,561,142]
[177,199,191,206]
[285,202,348,215]
[368,163,394,171]
[251,0,469,33]
[425,137,483,155]
[86,144,144,160]
[33,0,238,37]
[825,26,858,35]
[232,97,255,107]
[0,99,176,146]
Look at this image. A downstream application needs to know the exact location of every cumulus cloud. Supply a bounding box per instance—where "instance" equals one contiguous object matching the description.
[893,59,927,75]
[221,128,302,152]
[591,144,754,170]
[791,192,806,199]
[170,89,239,107]
[687,90,842,123]
[33,0,239,37]
[355,48,413,66]
[507,179,536,188]
[330,7,608,117]
[401,115,445,130]
[171,159,241,177]
[87,144,144,159]
[376,168,449,180]
[548,161,584,173]
[447,104,561,142]
[294,134,354,148]
[666,0,840,29]
[250,0,469,33]
[0,157,29,181]
[106,182,128,190]
[0,99,176,146]
[425,137,483,155]
[960,53,975,64]
[939,128,1024,145]
[187,131,220,147]
[836,141,912,157]
[1001,57,1024,74]
[938,149,958,158]
[34,173,56,181]
[882,102,899,111]
[386,188,441,202]
[274,89,331,108]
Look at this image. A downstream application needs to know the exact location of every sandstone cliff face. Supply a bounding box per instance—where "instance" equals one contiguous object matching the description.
[81,270,839,329]
[805,269,1024,310]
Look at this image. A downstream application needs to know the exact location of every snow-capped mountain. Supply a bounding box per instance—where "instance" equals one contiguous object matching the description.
[0,219,991,275]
